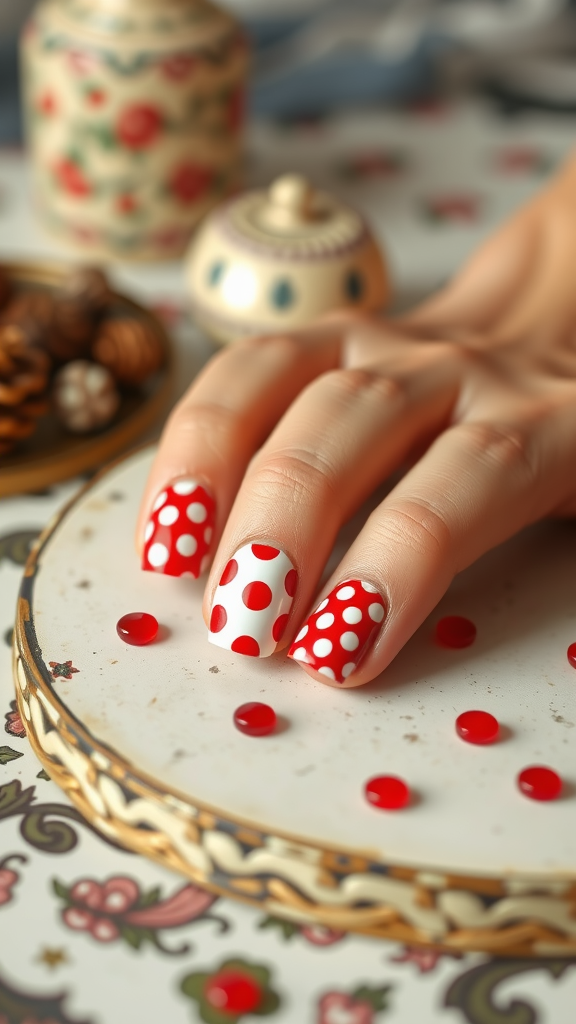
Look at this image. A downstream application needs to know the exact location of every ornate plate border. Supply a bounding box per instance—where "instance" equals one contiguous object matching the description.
[12,454,576,958]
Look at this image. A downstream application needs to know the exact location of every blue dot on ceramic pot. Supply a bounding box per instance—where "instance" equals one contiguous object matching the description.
[207,260,225,287]
[346,270,364,301]
[271,279,295,310]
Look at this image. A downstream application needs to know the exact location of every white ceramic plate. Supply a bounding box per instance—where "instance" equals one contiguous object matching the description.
[14,446,576,956]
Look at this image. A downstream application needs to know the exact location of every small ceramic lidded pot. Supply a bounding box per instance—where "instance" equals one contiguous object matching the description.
[21,0,247,260]
[185,173,390,342]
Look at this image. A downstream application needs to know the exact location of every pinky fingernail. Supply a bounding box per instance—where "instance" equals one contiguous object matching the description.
[288,579,385,683]
[142,478,215,579]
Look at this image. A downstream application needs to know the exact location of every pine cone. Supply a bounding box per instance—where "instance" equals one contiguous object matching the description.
[60,266,111,311]
[1,288,96,363]
[1,290,55,350]
[0,325,50,455]
[92,316,165,386]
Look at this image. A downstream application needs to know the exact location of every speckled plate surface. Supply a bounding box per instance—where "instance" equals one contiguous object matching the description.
[14,446,576,957]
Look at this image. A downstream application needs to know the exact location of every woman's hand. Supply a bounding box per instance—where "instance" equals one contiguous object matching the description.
[137,155,576,686]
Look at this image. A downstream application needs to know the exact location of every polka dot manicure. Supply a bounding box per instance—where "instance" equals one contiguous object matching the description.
[288,580,385,684]
[142,479,216,579]
[208,542,297,659]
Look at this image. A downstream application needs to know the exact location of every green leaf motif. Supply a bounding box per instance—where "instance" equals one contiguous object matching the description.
[119,925,144,950]
[0,746,24,765]
[0,530,39,566]
[257,915,299,941]
[444,958,575,1024]
[352,985,393,1013]
[136,885,162,909]
[52,878,71,904]
[0,780,35,817]
[37,768,51,781]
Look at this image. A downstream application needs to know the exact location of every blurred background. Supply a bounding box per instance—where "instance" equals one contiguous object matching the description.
[2,0,576,145]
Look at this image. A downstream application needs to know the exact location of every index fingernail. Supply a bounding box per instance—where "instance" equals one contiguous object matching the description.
[142,479,215,579]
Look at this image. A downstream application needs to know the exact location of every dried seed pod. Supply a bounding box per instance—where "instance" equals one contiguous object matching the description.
[92,315,165,386]
[53,360,120,434]
[0,325,50,454]
[60,266,111,311]
[1,289,56,350]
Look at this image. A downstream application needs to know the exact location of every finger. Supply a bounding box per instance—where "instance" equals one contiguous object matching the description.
[137,329,340,578]
[289,413,562,687]
[399,207,540,335]
[206,348,459,658]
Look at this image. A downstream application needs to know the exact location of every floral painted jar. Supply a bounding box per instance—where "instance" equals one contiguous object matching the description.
[21,0,248,260]
[184,173,390,343]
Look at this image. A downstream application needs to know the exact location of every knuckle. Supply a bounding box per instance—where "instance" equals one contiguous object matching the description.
[323,367,404,406]
[458,421,536,482]
[250,449,341,514]
[371,501,453,564]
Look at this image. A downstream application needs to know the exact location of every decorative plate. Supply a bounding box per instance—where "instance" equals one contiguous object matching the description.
[13,447,576,957]
[0,262,173,496]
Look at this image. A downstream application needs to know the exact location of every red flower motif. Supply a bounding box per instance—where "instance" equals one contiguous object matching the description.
[38,91,57,116]
[345,151,403,179]
[168,162,213,204]
[67,50,98,76]
[426,194,479,222]
[4,700,25,739]
[0,855,25,908]
[117,104,162,150]
[318,992,374,1024]
[58,876,218,947]
[86,87,106,107]
[116,193,138,215]
[391,944,459,972]
[495,147,544,174]
[53,160,90,198]
[227,86,245,133]
[300,924,346,946]
[48,660,79,680]
[161,54,196,81]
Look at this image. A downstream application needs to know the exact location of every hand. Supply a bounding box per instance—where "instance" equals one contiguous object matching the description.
[137,156,576,686]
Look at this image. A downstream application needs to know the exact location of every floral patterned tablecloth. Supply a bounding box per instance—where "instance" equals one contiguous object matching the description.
[0,98,575,1024]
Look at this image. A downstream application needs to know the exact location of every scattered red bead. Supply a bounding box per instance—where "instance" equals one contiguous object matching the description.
[365,775,410,810]
[435,615,477,648]
[116,612,158,646]
[233,702,277,737]
[455,710,499,745]
[567,643,576,668]
[204,971,262,1014]
[517,765,562,802]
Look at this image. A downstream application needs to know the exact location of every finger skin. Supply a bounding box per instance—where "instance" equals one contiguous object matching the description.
[204,353,459,646]
[294,412,568,688]
[136,330,340,555]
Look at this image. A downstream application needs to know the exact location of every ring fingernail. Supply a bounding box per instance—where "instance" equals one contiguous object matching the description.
[288,580,385,683]
[142,479,215,579]
[208,542,298,658]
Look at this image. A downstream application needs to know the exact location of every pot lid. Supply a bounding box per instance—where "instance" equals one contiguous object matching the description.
[216,174,369,260]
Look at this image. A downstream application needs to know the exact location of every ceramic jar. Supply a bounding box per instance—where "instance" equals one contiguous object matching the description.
[184,173,390,343]
[21,0,248,260]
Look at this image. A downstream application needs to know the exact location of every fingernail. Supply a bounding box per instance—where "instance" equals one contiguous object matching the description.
[142,479,215,579]
[208,542,297,658]
[288,580,385,683]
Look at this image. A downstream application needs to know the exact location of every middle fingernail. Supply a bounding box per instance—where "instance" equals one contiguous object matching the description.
[288,580,386,683]
[208,542,298,658]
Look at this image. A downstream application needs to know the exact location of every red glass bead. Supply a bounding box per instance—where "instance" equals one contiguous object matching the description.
[517,765,562,802]
[567,643,576,668]
[116,612,158,646]
[233,702,277,737]
[435,615,476,649]
[204,971,262,1014]
[455,710,499,745]
[365,775,410,811]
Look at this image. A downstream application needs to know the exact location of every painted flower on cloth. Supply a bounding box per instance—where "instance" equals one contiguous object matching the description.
[4,700,25,739]
[258,915,345,948]
[317,986,391,1024]
[169,162,214,205]
[390,944,459,973]
[117,104,163,150]
[48,661,79,680]
[0,855,26,908]
[54,875,222,953]
[180,958,280,1023]
[53,160,91,198]
[340,150,405,180]
[423,194,480,223]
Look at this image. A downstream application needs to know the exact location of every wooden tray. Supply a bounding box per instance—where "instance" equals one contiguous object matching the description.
[13,447,576,957]
[0,261,174,496]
